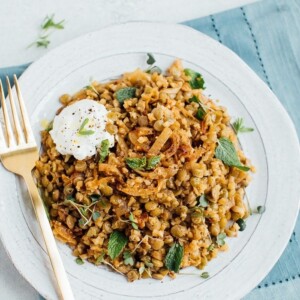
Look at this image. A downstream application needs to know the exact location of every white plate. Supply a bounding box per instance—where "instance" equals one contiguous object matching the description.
[0,22,299,300]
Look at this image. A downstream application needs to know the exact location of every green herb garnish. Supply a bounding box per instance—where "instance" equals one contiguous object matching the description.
[125,157,147,170]
[108,231,128,260]
[165,242,184,273]
[146,156,161,170]
[236,218,246,231]
[42,14,65,30]
[95,252,105,265]
[45,120,53,132]
[197,194,208,208]
[129,213,139,230]
[189,96,206,120]
[75,257,84,265]
[215,137,250,171]
[123,251,134,266]
[116,87,136,104]
[145,53,162,74]
[200,272,209,279]
[90,194,101,202]
[232,118,254,134]
[99,139,110,163]
[28,35,50,49]
[78,118,95,136]
[207,244,215,252]
[216,233,226,246]
[184,68,205,89]
[146,53,156,65]
[257,205,266,214]
[92,211,101,221]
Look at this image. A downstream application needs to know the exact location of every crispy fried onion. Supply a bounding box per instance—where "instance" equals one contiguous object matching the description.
[128,127,154,152]
[99,164,123,180]
[135,165,179,179]
[52,220,77,246]
[117,179,167,196]
[148,127,173,156]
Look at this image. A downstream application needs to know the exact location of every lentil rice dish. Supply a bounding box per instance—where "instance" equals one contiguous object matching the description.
[34,58,254,282]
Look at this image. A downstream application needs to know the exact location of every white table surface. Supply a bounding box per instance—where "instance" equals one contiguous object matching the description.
[0,0,259,299]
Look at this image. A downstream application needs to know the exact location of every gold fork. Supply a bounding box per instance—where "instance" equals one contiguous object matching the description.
[0,75,74,300]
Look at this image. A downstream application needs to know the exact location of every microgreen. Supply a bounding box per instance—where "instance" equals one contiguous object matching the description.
[216,233,226,246]
[42,14,65,30]
[215,137,250,171]
[78,118,95,136]
[232,118,254,135]
[207,244,215,252]
[95,252,105,265]
[75,257,84,265]
[196,194,208,208]
[257,205,266,214]
[129,213,139,230]
[123,251,134,266]
[92,211,101,221]
[145,53,162,74]
[236,218,246,231]
[200,272,210,279]
[98,139,110,163]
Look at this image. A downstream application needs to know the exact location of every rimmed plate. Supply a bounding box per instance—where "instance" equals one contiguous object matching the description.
[0,22,299,300]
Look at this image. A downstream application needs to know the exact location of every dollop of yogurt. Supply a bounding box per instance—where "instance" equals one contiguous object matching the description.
[50,99,114,160]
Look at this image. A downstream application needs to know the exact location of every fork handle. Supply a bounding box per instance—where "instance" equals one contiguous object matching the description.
[23,173,75,300]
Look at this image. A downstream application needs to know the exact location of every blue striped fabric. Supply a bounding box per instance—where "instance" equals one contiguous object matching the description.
[1,0,299,298]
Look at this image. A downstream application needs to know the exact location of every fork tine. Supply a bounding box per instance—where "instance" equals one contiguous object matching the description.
[0,79,14,147]
[13,75,33,143]
[6,76,23,145]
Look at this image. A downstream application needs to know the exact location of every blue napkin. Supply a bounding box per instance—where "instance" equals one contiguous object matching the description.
[1,0,300,299]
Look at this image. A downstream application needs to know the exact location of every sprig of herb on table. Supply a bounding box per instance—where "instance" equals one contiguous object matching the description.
[145,53,162,74]
[28,14,65,49]
[232,118,254,135]
[215,137,250,171]
[77,118,95,136]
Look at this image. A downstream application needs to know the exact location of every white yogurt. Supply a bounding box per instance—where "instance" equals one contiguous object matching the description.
[50,99,114,160]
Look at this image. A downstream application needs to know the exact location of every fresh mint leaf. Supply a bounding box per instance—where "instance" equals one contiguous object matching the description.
[116,87,136,104]
[165,242,184,273]
[126,157,147,170]
[184,68,205,89]
[99,139,110,163]
[146,53,156,65]
[146,156,161,170]
[216,233,226,246]
[123,250,134,266]
[232,118,254,134]
[215,137,250,171]
[108,231,128,260]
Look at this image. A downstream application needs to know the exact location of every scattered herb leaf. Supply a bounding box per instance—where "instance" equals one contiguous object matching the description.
[78,219,85,227]
[75,257,84,265]
[108,231,128,260]
[196,106,206,120]
[99,139,110,163]
[78,118,95,136]
[145,260,154,268]
[189,95,199,103]
[129,213,139,230]
[197,194,209,208]
[200,272,209,279]
[146,156,161,170]
[257,205,266,214]
[28,35,50,49]
[216,233,226,246]
[95,252,105,265]
[125,157,147,170]
[184,68,205,89]
[139,266,145,275]
[90,194,101,202]
[232,118,254,135]
[116,87,136,104]
[207,244,215,252]
[165,242,184,273]
[146,53,156,65]
[42,14,65,30]
[215,137,250,171]
[92,211,101,222]
[123,251,134,266]
[236,218,246,231]
[146,66,162,74]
